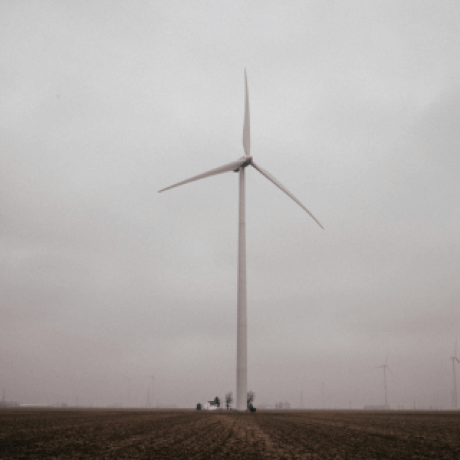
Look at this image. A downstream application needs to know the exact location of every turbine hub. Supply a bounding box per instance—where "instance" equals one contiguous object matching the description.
[233,156,252,172]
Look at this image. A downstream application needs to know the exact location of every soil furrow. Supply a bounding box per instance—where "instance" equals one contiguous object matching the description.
[1,408,460,458]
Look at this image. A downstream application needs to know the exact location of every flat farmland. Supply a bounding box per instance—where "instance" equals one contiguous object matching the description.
[1,409,460,458]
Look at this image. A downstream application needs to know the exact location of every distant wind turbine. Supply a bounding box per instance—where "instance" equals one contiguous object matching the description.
[451,340,460,410]
[375,354,394,409]
[145,388,150,409]
[145,372,158,409]
[159,71,323,411]
[150,373,156,409]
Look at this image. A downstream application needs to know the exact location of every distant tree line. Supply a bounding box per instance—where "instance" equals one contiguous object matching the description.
[275,401,290,409]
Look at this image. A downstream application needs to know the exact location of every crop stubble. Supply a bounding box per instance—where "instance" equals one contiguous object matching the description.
[1,409,460,458]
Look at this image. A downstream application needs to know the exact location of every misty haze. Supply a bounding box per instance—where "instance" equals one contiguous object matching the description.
[1,0,460,458]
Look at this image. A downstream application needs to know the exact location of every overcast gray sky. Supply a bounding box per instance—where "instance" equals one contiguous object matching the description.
[1,0,459,409]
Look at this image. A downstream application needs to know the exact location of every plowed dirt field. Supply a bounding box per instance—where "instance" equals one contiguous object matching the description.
[1,409,459,458]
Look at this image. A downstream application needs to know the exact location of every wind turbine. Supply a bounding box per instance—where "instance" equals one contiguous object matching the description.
[145,372,158,409]
[145,387,150,409]
[149,373,156,409]
[375,354,393,409]
[451,340,460,410]
[159,71,323,411]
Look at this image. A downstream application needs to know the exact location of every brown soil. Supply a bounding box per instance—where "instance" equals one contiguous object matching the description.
[0,408,459,458]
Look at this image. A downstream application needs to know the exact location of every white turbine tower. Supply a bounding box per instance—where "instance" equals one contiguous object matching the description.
[159,71,323,411]
[451,340,460,410]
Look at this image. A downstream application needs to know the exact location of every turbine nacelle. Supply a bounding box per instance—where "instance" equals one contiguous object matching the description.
[233,156,253,172]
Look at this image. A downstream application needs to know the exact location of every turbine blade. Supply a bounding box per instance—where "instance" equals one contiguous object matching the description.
[243,70,250,157]
[455,339,458,357]
[251,161,324,229]
[159,157,250,193]
[387,366,396,378]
